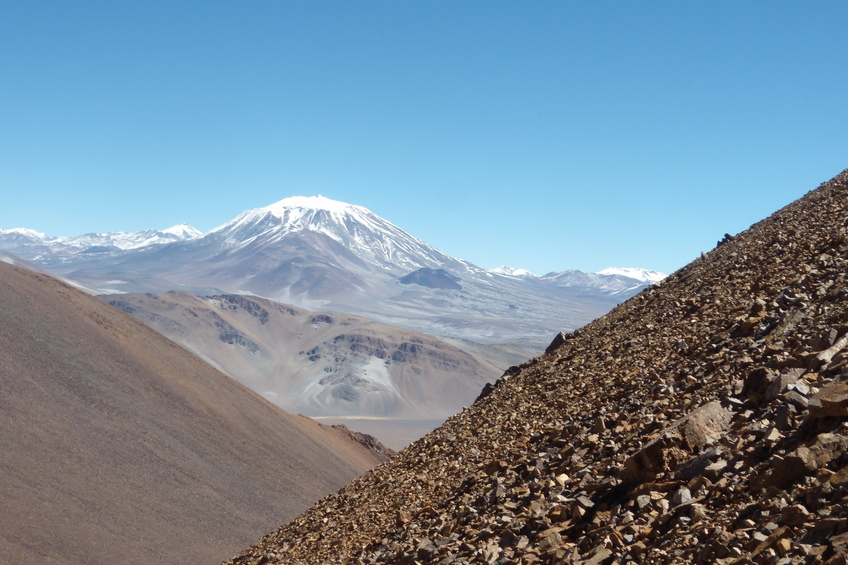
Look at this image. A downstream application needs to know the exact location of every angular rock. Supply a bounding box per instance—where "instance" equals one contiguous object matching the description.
[545,332,569,354]
[755,433,848,489]
[671,487,692,506]
[622,401,732,484]
[808,380,848,418]
[781,504,811,527]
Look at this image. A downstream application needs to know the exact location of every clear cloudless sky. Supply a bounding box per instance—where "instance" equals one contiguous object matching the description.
[1,1,846,276]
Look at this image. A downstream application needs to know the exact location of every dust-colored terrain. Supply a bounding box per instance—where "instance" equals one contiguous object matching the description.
[0,262,388,564]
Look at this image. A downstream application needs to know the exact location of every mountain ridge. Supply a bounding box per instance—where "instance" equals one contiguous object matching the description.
[0,223,202,256]
[0,196,661,349]
[0,205,661,286]
[223,169,848,564]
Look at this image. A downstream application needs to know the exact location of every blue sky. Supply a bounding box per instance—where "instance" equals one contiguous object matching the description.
[2,2,846,276]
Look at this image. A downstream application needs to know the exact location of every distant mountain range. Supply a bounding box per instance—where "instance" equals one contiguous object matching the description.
[0,196,664,349]
[0,223,202,255]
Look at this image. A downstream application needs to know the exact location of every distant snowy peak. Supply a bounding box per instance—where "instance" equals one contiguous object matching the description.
[489,266,537,278]
[162,223,203,239]
[0,225,201,247]
[58,225,202,250]
[539,268,663,296]
[0,224,202,257]
[596,267,666,283]
[0,227,49,239]
[490,266,664,285]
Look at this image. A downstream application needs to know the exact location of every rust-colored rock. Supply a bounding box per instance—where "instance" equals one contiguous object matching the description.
[808,380,848,418]
[622,401,731,484]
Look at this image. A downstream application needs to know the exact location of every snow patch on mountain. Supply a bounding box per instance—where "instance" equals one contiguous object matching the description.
[597,267,666,283]
[264,195,358,216]
[489,266,537,278]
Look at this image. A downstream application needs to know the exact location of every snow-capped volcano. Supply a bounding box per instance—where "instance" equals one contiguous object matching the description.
[207,195,474,275]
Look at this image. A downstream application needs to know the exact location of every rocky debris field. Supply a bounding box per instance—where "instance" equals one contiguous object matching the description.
[224,169,848,565]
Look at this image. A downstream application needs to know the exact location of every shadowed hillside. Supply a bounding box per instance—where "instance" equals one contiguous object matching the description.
[225,169,848,564]
[0,262,388,564]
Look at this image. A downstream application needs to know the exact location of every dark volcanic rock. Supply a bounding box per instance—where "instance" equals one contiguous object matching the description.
[225,169,848,565]
[399,267,462,290]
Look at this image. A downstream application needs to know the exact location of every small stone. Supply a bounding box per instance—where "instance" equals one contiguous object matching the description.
[775,403,792,431]
[752,531,769,543]
[766,373,799,402]
[775,538,792,555]
[537,528,563,552]
[545,332,568,353]
[790,380,811,395]
[576,496,594,509]
[809,381,848,418]
[704,459,728,481]
[764,427,783,441]
[671,487,692,506]
[781,503,811,527]
[591,416,606,433]
[396,509,411,525]
[584,546,613,565]
[830,465,848,488]
[784,390,810,409]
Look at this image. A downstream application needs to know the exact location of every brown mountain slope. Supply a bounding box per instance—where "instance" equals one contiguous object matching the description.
[104,291,519,448]
[225,169,848,564]
[0,262,388,565]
